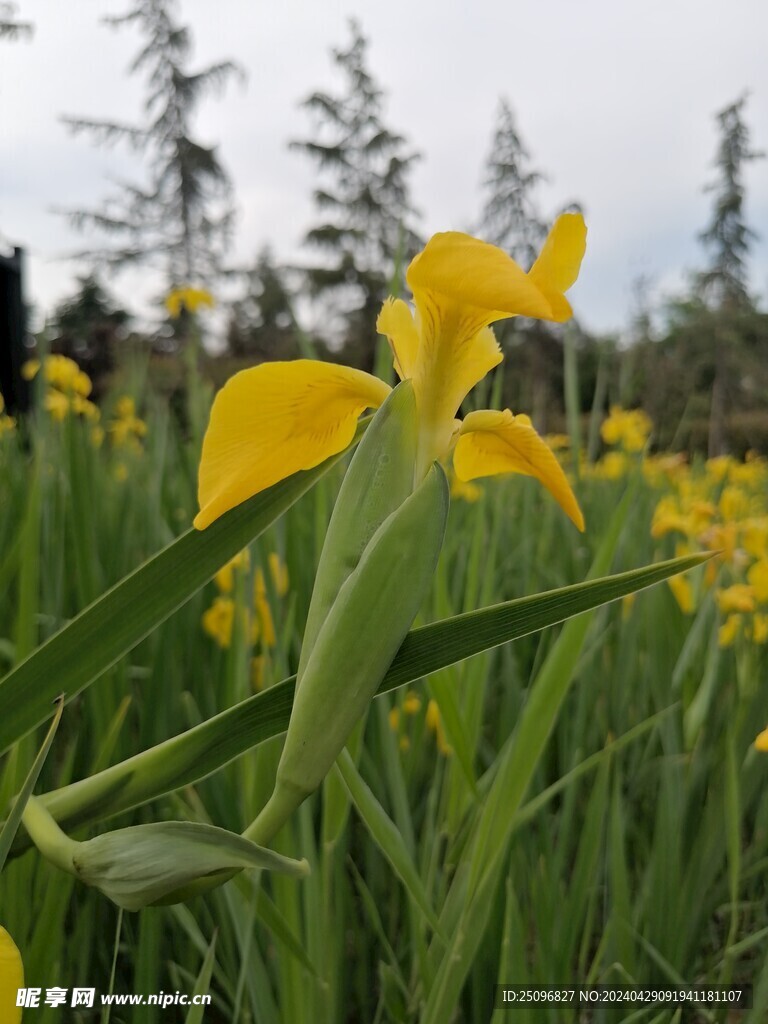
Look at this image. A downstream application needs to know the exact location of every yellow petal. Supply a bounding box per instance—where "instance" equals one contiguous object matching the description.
[0,926,23,1024]
[454,409,584,530]
[412,322,503,467]
[407,232,555,320]
[195,360,391,529]
[527,213,588,322]
[377,298,420,380]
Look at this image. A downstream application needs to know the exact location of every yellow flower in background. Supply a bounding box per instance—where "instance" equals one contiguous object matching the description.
[668,573,694,614]
[194,214,587,531]
[21,358,40,380]
[203,549,288,650]
[706,455,733,483]
[742,519,768,560]
[755,726,768,752]
[0,393,16,437]
[719,486,750,523]
[109,396,147,450]
[746,559,768,603]
[752,614,768,645]
[590,451,629,481]
[545,434,571,452]
[32,355,99,423]
[701,523,739,568]
[165,286,215,318]
[41,354,93,396]
[425,699,453,756]
[214,549,251,593]
[44,389,71,422]
[251,655,267,691]
[72,394,100,422]
[201,596,238,649]
[641,452,687,487]
[254,570,276,648]
[402,691,422,715]
[600,405,652,452]
[268,552,290,597]
[716,585,755,615]
[449,472,483,503]
[0,925,23,1024]
[718,614,742,648]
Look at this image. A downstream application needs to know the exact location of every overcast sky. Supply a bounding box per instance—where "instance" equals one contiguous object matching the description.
[2,0,768,336]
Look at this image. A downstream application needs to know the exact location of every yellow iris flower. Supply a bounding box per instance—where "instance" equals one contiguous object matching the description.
[165,286,215,318]
[0,926,23,1023]
[194,214,587,531]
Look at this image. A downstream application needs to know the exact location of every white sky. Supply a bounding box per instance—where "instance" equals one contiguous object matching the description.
[2,0,768,336]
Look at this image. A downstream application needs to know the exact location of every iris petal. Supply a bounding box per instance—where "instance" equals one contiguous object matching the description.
[0,927,23,1024]
[195,360,391,529]
[377,298,420,380]
[527,213,588,322]
[454,409,584,530]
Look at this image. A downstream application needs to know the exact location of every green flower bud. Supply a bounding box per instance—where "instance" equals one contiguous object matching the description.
[246,459,449,844]
[298,380,418,680]
[22,797,306,912]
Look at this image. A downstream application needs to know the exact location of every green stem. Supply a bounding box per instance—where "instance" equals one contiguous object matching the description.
[22,796,79,874]
[242,781,307,846]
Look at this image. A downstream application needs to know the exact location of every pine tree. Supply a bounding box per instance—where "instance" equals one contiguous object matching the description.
[697,94,763,454]
[226,248,299,361]
[699,95,762,307]
[478,98,547,266]
[291,19,421,370]
[62,0,241,292]
[478,99,578,430]
[50,275,130,389]
[0,3,32,40]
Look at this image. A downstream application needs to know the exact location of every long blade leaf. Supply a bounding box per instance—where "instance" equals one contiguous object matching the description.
[17,552,708,846]
[0,443,359,755]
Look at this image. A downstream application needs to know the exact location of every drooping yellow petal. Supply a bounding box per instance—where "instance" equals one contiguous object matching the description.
[195,360,391,529]
[377,298,420,380]
[0,926,23,1024]
[527,212,588,321]
[454,409,584,530]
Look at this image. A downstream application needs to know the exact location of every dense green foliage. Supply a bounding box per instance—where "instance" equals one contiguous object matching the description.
[1,359,767,1022]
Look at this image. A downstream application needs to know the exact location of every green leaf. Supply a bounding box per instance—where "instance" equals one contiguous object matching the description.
[335,749,445,939]
[185,931,217,1024]
[19,551,710,847]
[0,435,363,755]
[298,381,417,680]
[0,696,64,873]
[249,462,449,843]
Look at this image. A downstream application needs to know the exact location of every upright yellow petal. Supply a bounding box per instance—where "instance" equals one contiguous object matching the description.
[377,298,420,380]
[454,409,584,530]
[406,232,555,321]
[0,926,23,1024]
[527,212,587,322]
[411,321,503,472]
[195,360,391,529]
